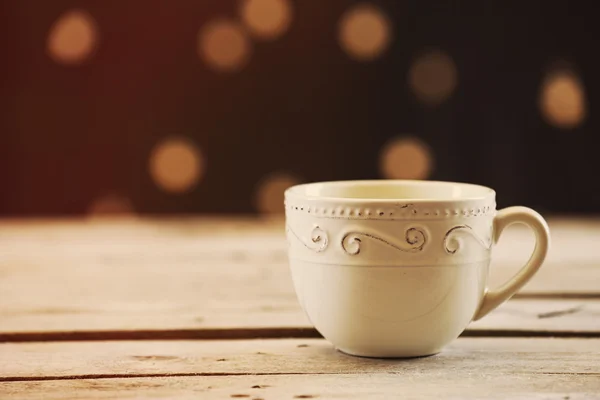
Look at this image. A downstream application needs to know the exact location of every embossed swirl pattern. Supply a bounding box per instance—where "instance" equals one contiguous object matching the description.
[443,225,492,254]
[341,227,426,255]
[287,224,492,255]
[286,225,329,252]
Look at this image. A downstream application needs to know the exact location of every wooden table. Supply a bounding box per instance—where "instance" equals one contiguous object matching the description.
[1,217,599,399]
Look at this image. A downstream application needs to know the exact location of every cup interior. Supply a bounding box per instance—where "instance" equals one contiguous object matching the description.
[286,180,494,202]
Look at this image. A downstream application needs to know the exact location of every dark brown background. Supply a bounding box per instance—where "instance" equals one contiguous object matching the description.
[1,0,597,216]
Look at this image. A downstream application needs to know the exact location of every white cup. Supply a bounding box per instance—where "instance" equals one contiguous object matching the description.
[284,180,550,358]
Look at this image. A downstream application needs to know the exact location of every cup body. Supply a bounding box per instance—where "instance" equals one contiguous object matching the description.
[285,180,496,358]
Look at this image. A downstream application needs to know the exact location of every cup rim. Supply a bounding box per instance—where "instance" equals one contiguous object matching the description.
[285,179,496,204]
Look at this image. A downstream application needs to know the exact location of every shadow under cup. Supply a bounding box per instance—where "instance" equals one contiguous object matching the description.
[284,180,497,358]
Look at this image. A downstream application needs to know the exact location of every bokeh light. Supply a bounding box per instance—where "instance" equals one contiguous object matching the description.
[88,194,134,216]
[198,19,251,72]
[408,49,457,106]
[338,3,392,61]
[540,69,586,128]
[240,0,293,40]
[379,136,433,180]
[255,172,300,214]
[149,137,204,194]
[47,9,99,65]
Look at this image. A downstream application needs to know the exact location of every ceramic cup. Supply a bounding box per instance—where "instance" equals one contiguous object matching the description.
[284,180,550,358]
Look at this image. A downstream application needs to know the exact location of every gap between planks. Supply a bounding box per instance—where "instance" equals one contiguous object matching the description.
[3,370,600,383]
[2,327,600,343]
[0,372,330,383]
[513,293,600,299]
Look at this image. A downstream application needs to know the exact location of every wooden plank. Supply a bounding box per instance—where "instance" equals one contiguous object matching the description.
[1,298,600,340]
[1,218,599,336]
[468,298,600,334]
[2,373,599,399]
[1,338,599,398]
[1,338,599,378]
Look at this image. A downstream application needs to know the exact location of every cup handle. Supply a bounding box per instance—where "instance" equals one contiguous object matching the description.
[472,206,551,321]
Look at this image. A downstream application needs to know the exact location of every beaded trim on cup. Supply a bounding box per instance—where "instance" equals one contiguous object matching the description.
[284,201,496,220]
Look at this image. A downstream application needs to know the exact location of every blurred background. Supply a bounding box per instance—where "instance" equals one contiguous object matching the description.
[1,0,596,217]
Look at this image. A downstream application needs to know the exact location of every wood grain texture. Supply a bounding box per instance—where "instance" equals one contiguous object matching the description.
[2,374,599,400]
[1,338,599,379]
[1,218,599,336]
[1,338,599,398]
